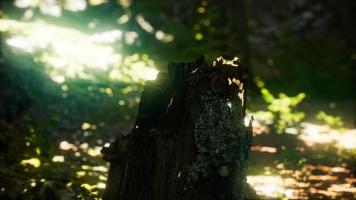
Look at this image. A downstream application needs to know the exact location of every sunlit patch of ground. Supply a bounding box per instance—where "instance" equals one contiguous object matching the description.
[247,175,298,199]
[251,145,278,153]
[248,164,356,199]
[6,116,355,200]
[247,115,356,199]
[56,139,110,198]
[4,136,111,199]
[299,122,356,149]
[52,119,355,199]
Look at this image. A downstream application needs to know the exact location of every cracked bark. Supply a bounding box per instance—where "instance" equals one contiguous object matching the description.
[102,56,257,200]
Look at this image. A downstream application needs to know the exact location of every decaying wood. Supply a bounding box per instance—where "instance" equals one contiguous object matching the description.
[101,56,256,200]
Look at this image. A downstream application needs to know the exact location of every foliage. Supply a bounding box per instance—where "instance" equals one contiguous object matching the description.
[315,111,344,129]
[0,0,354,199]
[249,0,355,99]
[255,76,305,133]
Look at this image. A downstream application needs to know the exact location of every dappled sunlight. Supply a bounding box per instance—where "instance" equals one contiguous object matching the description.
[0,1,354,199]
[299,122,356,149]
[59,141,78,151]
[247,175,297,199]
[81,122,94,130]
[247,109,356,150]
[0,19,158,84]
[52,155,65,162]
[81,165,108,173]
[20,158,41,168]
[248,163,356,199]
[88,0,107,6]
[15,0,87,17]
[136,15,154,33]
[60,140,103,157]
[248,110,355,199]
[55,138,110,198]
[118,0,132,9]
[251,145,277,153]
[329,184,356,194]
[246,111,273,126]
[117,14,130,24]
[155,30,175,43]
[87,146,103,157]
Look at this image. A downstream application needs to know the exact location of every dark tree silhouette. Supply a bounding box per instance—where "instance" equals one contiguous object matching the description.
[102,56,258,200]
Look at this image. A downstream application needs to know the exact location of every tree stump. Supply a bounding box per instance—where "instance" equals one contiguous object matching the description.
[101,56,255,200]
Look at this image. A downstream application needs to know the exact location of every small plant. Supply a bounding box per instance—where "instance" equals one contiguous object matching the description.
[255,77,306,133]
[315,111,344,129]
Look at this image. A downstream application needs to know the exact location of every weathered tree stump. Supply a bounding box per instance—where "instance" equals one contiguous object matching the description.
[101,56,255,200]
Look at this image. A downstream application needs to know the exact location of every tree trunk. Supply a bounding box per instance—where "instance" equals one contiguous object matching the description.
[102,56,254,200]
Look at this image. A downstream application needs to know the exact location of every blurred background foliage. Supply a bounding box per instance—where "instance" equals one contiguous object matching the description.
[0,0,355,199]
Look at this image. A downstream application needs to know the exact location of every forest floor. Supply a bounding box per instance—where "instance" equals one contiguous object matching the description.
[248,121,356,199]
[0,115,355,200]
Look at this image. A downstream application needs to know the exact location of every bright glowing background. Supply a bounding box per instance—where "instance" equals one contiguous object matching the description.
[0,19,158,83]
[0,0,178,85]
[2,1,355,199]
